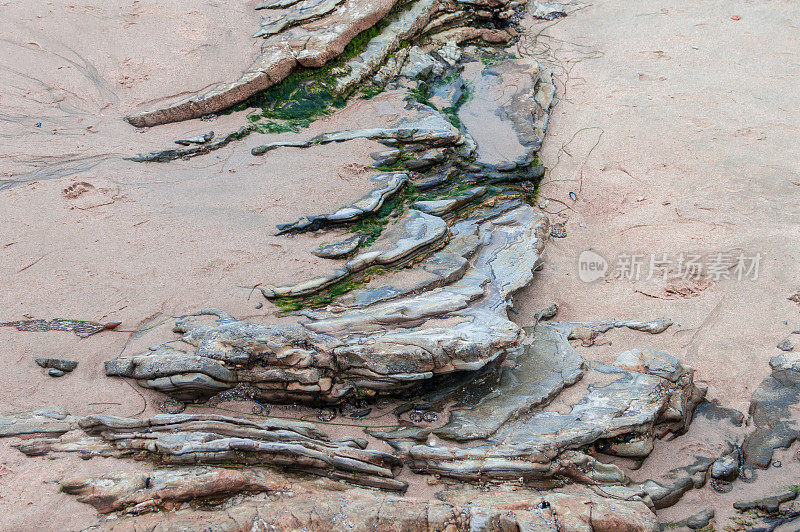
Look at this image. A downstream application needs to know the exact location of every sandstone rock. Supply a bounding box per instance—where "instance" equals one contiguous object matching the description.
[335,0,439,92]
[403,147,448,170]
[66,475,659,531]
[0,407,76,438]
[126,0,402,127]
[265,209,448,297]
[275,172,408,235]
[742,353,800,468]
[433,323,583,441]
[311,234,366,258]
[105,204,549,402]
[435,40,462,67]
[411,186,486,216]
[35,358,78,372]
[401,342,703,486]
[252,103,462,156]
[22,413,406,491]
[399,46,436,79]
[253,0,346,38]
[62,467,292,514]
[734,487,798,513]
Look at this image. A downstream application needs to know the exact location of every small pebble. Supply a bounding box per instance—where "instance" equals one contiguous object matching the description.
[48,369,66,378]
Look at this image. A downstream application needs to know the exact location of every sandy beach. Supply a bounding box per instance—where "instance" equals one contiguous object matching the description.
[1,0,799,529]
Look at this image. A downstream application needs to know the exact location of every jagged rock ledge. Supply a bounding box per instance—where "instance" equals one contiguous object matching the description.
[104,202,549,403]
[13,413,406,491]
[125,0,523,127]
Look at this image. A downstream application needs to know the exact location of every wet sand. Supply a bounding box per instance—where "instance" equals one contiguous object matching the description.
[512,0,800,524]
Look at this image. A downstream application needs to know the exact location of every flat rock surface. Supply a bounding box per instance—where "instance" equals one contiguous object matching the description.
[434,323,584,441]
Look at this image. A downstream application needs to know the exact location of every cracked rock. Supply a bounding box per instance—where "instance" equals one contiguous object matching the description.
[105,204,549,403]
[16,413,406,491]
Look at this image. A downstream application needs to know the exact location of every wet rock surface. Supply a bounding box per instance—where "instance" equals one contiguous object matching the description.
[69,476,659,531]
[14,413,406,491]
[105,202,549,403]
[125,0,525,128]
[742,352,800,468]
[6,3,795,530]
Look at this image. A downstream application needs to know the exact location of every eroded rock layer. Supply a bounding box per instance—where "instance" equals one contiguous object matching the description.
[105,202,549,403]
[125,0,523,127]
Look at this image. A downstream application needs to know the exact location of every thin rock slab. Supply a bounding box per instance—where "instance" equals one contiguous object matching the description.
[404,348,705,485]
[68,474,658,531]
[20,413,406,492]
[0,406,76,438]
[253,0,346,38]
[62,467,294,514]
[105,204,549,403]
[311,234,366,258]
[742,352,800,468]
[434,323,584,441]
[334,0,440,93]
[265,209,448,297]
[274,172,408,235]
[411,186,486,217]
[251,103,463,156]
[125,0,403,127]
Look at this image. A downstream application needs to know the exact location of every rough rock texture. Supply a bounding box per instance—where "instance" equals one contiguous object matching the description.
[125,0,526,127]
[251,103,462,156]
[15,413,406,491]
[411,186,486,216]
[742,352,800,468]
[253,0,346,38]
[105,203,549,403]
[274,172,408,235]
[335,0,440,92]
[311,234,366,258]
[62,467,295,514]
[35,357,79,372]
[66,476,659,531]
[126,0,402,126]
[434,323,584,441]
[265,209,448,297]
[0,406,76,438]
[401,339,705,485]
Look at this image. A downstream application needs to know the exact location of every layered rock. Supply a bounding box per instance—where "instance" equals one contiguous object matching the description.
[742,352,800,468]
[13,413,406,491]
[273,171,409,235]
[267,210,449,297]
[62,472,659,531]
[125,0,525,127]
[0,406,77,438]
[250,103,463,157]
[391,331,705,487]
[126,0,403,127]
[104,203,549,403]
